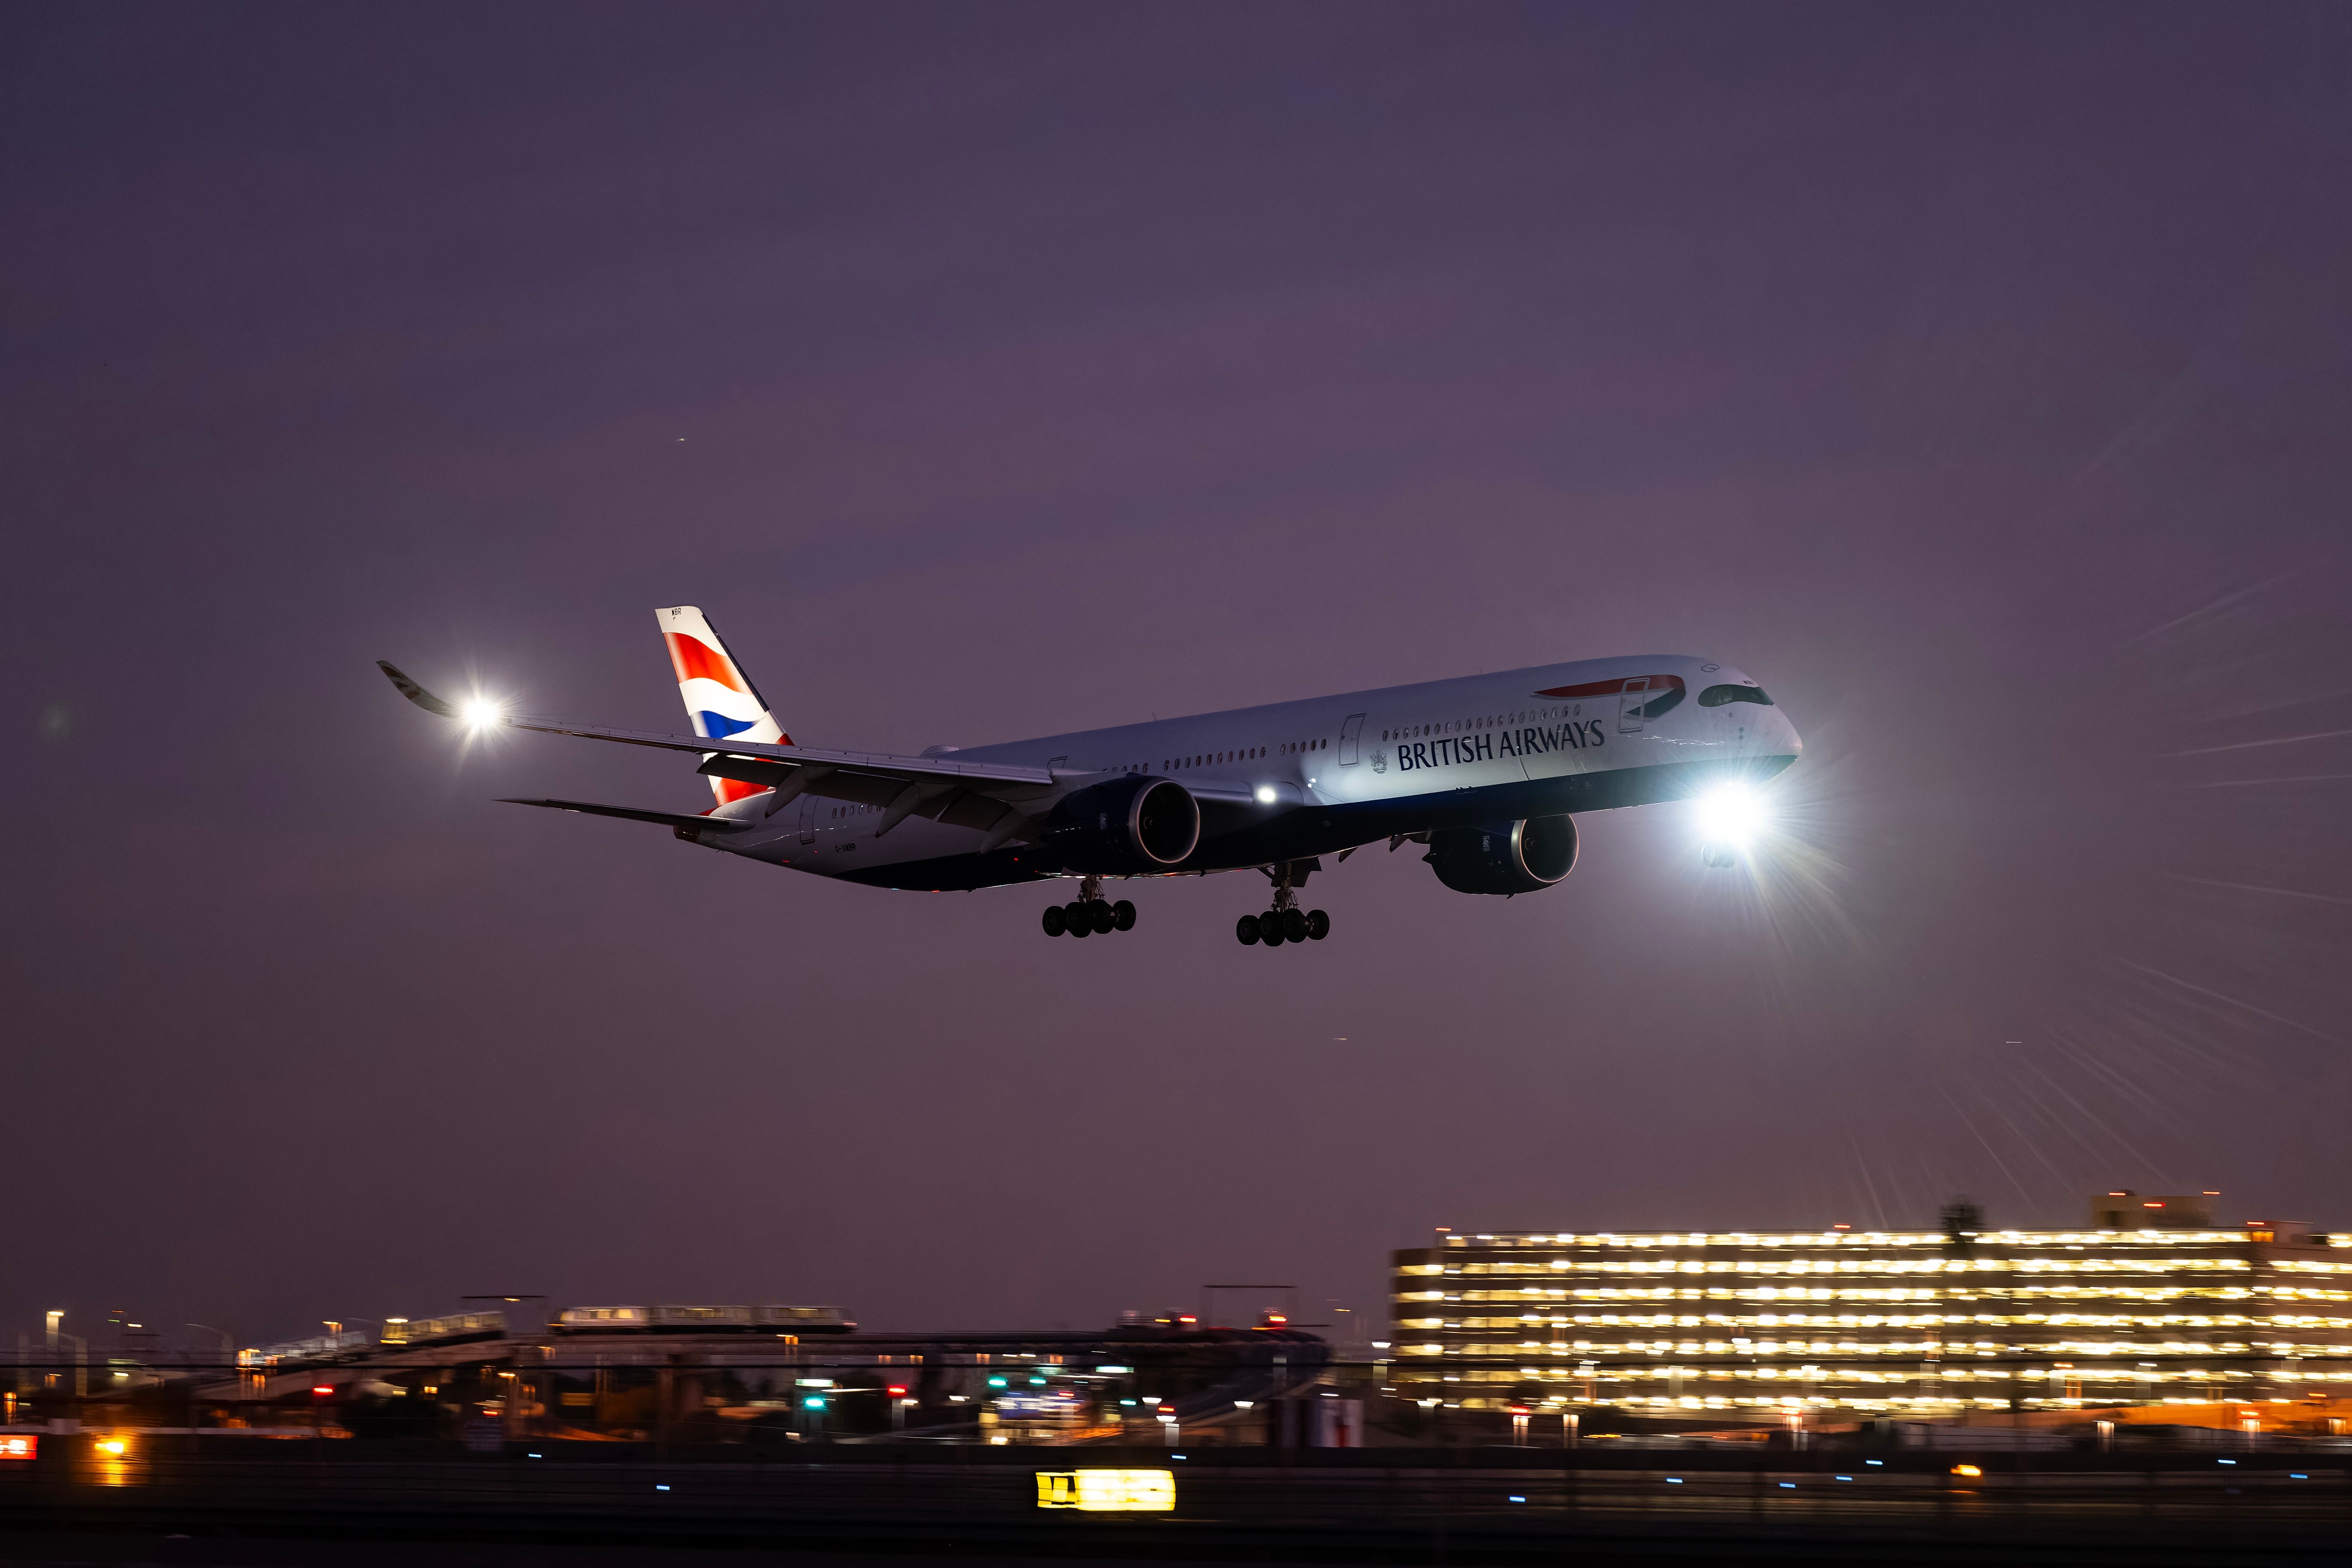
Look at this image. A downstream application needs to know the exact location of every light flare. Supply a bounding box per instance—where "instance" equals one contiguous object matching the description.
[1692,782,1771,851]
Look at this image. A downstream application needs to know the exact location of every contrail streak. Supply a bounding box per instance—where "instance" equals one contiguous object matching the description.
[2163,728,2352,757]
[2166,874,2352,907]
[2120,960,2348,1047]
[1936,1085,2037,1213]
[2183,774,2352,788]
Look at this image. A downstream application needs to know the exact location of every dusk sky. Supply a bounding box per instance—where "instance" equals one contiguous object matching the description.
[7,2,2350,1350]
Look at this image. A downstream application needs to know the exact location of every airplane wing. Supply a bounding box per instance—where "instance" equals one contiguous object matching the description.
[379,661,1058,843]
[499,798,759,833]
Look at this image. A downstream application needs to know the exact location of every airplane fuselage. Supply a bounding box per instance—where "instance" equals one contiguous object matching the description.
[692,653,1800,891]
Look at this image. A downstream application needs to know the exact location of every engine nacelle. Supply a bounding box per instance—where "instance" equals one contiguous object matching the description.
[1040,776,1201,874]
[1425,815,1578,895]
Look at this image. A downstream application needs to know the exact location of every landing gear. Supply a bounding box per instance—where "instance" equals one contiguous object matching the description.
[1043,879,1140,938]
[1233,861,1332,946]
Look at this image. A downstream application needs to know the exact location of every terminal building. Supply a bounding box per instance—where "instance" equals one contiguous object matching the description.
[1390,1193,2352,1422]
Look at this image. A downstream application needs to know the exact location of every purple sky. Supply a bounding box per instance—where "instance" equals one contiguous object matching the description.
[7,2,2351,1349]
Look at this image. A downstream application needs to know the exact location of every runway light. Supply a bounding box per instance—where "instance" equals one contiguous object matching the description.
[1952,1464,1982,1477]
[96,1438,127,1456]
[1692,782,1769,850]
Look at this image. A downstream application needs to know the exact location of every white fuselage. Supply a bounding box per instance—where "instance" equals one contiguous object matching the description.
[688,653,1799,892]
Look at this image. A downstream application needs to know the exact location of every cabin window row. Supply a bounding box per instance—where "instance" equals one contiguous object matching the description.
[1383,706,1571,743]
[1156,738,1323,771]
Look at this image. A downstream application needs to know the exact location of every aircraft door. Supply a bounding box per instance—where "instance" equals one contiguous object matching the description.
[1339,713,1366,764]
[797,795,818,845]
[1617,678,1651,734]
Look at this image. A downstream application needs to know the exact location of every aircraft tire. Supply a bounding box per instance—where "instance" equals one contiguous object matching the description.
[1236,915,1261,945]
[1065,900,1091,937]
[1041,905,1067,937]
[1305,909,1330,941]
[1260,911,1285,946]
[1089,900,1116,935]
[1112,900,1137,932]
[1281,907,1310,942]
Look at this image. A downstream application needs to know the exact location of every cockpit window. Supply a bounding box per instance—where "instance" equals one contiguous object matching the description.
[1698,684,1772,707]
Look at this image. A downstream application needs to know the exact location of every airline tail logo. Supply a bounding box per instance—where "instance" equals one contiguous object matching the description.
[657,606,789,806]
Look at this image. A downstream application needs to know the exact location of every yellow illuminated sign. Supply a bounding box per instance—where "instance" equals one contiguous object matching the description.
[1035,1468,1176,1511]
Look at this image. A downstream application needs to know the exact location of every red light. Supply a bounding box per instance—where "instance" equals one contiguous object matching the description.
[311,1385,333,1396]
[2144,1201,2162,1209]
[1177,1315,1196,1324]
[887,1387,908,1397]
[0,1436,33,1460]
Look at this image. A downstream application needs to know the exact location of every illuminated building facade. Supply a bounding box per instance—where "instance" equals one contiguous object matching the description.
[1390,1197,2352,1418]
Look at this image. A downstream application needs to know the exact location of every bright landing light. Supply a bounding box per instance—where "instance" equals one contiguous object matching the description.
[458,695,504,731]
[1693,782,1769,849]
[1254,785,1278,804]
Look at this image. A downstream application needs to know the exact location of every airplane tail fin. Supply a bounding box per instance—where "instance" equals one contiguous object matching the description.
[657,606,789,807]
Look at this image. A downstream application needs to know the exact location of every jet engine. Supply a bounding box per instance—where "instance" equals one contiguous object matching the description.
[1040,776,1201,874]
[1425,815,1578,895]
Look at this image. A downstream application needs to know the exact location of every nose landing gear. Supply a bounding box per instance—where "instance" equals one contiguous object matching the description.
[1235,860,1329,946]
[1041,875,1136,938]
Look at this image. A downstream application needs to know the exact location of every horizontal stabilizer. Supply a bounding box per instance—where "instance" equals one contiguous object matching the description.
[497,798,755,833]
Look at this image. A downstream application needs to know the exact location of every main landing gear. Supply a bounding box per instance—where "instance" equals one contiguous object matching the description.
[1236,860,1329,947]
[1040,875,1136,939]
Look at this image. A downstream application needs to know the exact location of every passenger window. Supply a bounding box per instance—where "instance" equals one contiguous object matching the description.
[1698,684,1773,708]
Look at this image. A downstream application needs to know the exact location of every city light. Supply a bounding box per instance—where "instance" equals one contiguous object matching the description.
[1035,1469,1176,1512]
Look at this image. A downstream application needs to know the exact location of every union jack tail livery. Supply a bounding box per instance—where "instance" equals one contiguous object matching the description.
[659,606,789,806]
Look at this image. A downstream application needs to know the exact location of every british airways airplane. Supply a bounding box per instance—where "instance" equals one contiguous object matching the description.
[380,607,1799,945]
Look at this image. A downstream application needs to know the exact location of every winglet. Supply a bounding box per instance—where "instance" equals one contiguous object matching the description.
[377,661,459,719]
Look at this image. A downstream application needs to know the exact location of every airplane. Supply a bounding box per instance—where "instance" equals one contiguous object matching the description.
[379,606,1800,946]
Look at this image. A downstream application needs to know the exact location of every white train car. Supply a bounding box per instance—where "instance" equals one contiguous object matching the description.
[550,1303,854,1334]
[553,1305,651,1333]
[380,1312,507,1348]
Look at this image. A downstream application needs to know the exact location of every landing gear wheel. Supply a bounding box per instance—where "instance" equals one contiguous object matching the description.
[1112,900,1137,932]
[1281,907,1310,943]
[1088,899,1116,935]
[1041,905,1067,937]
[1236,914,1261,946]
[1259,910,1285,946]
[1064,900,1091,937]
[1305,909,1330,941]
